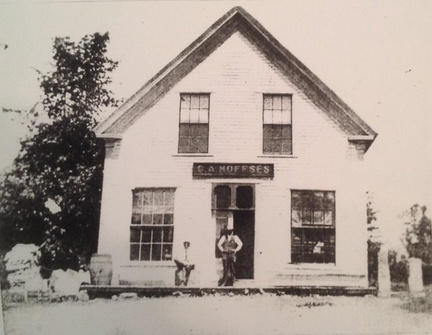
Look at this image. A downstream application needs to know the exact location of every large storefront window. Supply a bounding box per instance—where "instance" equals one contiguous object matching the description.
[291,190,335,264]
[130,188,175,261]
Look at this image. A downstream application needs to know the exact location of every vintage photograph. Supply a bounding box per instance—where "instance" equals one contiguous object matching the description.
[0,1,431,334]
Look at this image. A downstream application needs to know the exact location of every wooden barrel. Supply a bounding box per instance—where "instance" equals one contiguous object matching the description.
[89,254,113,285]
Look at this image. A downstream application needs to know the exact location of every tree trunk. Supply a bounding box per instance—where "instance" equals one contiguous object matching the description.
[408,257,425,297]
[378,245,391,297]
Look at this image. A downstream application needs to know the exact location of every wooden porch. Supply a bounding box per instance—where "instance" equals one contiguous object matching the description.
[80,284,377,299]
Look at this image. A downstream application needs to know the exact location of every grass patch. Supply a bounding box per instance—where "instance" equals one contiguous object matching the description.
[400,285,432,313]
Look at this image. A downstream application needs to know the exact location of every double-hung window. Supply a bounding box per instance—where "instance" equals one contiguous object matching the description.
[130,188,175,261]
[291,190,335,264]
[263,94,292,155]
[178,93,210,153]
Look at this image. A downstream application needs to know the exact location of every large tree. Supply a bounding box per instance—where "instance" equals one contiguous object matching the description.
[0,32,117,271]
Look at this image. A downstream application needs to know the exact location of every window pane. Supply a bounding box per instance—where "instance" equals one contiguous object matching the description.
[314,192,325,211]
[313,211,324,225]
[291,191,301,209]
[131,213,141,225]
[153,214,163,225]
[281,140,292,155]
[271,139,282,153]
[263,124,274,138]
[142,228,152,243]
[282,96,291,111]
[163,226,174,243]
[263,95,272,110]
[132,192,141,207]
[130,245,139,261]
[142,214,152,225]
[263,110,273,124]
[291,228,303,264]
[190,108,200,123]
[196,138,208,153]
[180,109,189,123]
[263,139,272,153]
[291,210,302,227]
[272,125,283,137]
[180,94,190,110]
[197,124,209,137]
[179,124,190,136]
[302,209,312,225]
[152,205,165,214]
[199,109,209,123]
[324,211,334,225]
[273,96,282,110]
[130,228,141,243]
[141,245,151,261]
[178,137,190,153]
[143,191,153,206]
[153,190,164,206]
[153,227,162,242]
[324,192,335,210]
[164,191,175,206]
[273,109,283,124]
[281,110,291,124]
[281,125,292,138]
[163,213,174,225]
[236,186,254,209]
[200,95,209,109]
[152,244,162,261]
[215,185,231,209]
[190,95,200,109]
[162,244,173,260]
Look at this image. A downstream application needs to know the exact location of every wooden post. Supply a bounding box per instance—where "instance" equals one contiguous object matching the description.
[408,257,425,298]
[378,245,391,297]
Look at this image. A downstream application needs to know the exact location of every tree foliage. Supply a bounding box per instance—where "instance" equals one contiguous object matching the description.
[402,204,432,261]
[366,191,380,286]
[0,32,117,271]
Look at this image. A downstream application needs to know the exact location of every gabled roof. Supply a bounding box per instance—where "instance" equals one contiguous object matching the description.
[96,6,377,146]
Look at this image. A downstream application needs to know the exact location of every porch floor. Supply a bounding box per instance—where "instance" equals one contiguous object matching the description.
[81,284,376,299]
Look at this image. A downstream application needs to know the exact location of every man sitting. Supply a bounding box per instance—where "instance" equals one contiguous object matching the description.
[174,241,195,286]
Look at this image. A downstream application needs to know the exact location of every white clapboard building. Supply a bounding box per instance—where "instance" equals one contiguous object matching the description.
[95,7,377,287]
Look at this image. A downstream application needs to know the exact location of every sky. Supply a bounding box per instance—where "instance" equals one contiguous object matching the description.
[0,0,431,249]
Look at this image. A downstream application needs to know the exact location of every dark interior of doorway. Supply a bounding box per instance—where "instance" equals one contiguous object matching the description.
[234,210,254,280]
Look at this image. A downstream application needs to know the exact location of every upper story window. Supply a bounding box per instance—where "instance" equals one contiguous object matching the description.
[178,93,210,153]
[263,94,292,155]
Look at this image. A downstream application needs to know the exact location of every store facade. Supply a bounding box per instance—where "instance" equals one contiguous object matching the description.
[95,7,377,287]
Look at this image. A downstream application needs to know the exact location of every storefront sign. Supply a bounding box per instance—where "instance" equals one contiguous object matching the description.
[193,163,274,179]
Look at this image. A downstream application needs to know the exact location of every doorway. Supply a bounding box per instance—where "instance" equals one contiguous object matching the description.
[233,210,254,279]
[213,184,255,280]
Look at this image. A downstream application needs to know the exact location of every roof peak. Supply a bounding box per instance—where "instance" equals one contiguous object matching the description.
[96,6,376,145]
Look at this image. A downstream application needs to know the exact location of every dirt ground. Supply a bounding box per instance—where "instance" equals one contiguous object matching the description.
[2,289,432,335]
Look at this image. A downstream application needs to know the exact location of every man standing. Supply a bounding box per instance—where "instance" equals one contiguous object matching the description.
[217,229,243,286]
